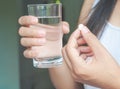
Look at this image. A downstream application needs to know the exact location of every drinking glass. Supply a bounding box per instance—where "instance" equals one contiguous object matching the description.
[27,3,63,68]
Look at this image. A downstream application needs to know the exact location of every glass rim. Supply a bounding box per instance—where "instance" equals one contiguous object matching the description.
[27,3,62,7]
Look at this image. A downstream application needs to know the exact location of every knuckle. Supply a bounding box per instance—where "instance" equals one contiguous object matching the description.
[34,38,46,45]
[73,67,81,76]
[66,44,71,51]
[73,67,90,81]
[32,39,38,45]
[72,73,79,81]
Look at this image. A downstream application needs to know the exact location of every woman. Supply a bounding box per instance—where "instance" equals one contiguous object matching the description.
[18,0,120,88]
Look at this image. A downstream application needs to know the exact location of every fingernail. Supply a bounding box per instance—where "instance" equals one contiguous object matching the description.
[78,24,89,33]
[78,24,84,31]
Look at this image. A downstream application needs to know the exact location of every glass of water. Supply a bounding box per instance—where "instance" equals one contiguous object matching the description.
[27,3,63,68]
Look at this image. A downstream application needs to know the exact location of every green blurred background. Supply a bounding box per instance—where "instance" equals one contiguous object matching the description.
[0,0,83,89]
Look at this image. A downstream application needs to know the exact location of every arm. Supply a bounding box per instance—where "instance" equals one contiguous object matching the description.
[49,1,95,88]
[78,0,95,24]
[49,61,84,89]
[48,23,84,89]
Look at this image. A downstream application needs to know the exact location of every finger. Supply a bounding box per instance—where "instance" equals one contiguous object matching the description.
[19,26,46,37]
[66,29,85,66]
[77,38,86,45]
[80,52,94,58]
[78,46,92,53]
[62,21,70,34]
[85,52,94,57]
[23,48,40,58]
[20,38,46,47]
[78,24,106,57]
[77,45,93,58]
[18,15,38,25]
[67,29,81,48]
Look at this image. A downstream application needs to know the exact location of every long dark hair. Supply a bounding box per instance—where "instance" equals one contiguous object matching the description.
[86,0,117,38]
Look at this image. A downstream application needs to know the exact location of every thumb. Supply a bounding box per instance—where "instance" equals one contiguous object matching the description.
[62,21,70,34]
[78,24,106,56]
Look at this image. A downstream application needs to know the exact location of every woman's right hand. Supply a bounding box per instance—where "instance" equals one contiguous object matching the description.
[62,24,120,89]
[18,15,70,58]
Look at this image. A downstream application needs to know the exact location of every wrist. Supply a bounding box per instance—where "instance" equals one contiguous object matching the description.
[101,70,120,89]
[112,75,120,89]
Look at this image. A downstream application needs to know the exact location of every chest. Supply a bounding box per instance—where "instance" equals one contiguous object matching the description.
[100,23,120,64]
[109,1,120,27]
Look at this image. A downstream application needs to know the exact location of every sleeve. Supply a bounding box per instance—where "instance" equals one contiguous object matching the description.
[92,0,100,8]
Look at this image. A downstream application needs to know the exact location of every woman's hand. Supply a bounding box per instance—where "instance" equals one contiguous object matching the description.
[18,15,70,58]
[62,24,120,89]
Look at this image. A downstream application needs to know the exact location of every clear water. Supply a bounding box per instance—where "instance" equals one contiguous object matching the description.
[38,16,61,24]
[33,16,63,68]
